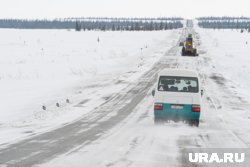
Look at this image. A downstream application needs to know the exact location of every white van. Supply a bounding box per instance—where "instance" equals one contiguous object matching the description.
[152,69,202,126]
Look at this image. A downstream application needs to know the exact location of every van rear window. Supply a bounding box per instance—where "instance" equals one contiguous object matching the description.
[158,76,199,93]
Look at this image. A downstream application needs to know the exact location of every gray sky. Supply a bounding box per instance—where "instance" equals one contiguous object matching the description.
[1,0,250,19]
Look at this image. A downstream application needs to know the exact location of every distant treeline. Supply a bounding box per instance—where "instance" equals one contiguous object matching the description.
[197,16,250,30]
[0,17,183,31]
[198,16,250,20]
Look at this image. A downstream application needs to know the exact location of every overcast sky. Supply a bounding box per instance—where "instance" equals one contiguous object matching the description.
[1,0,250,19]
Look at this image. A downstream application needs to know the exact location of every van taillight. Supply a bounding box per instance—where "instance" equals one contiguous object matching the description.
[154,103,163,110]
[192,104,200,112]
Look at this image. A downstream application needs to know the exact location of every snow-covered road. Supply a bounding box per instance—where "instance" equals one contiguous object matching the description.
[1,22,250,167]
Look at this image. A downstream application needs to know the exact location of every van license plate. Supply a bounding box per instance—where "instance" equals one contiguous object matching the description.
[171,105,184,109]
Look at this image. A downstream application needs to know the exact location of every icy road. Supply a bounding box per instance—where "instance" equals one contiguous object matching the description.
[1,22,250,167]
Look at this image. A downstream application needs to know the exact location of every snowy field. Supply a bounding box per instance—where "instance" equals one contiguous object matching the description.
[0,29,180,146]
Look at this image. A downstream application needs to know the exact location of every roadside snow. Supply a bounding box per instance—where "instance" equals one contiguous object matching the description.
[197,28,250,100]
[0,29,180,146]
[196,27,250,146]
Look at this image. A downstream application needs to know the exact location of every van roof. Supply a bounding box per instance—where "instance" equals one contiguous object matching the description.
[158,69,198,77]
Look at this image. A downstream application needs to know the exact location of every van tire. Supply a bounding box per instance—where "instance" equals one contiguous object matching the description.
[189,120,199,127]
[194,120,199,127]
[154,117,162,125]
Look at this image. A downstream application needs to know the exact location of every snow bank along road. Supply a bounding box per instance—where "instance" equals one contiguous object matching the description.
[1,24,250,167]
